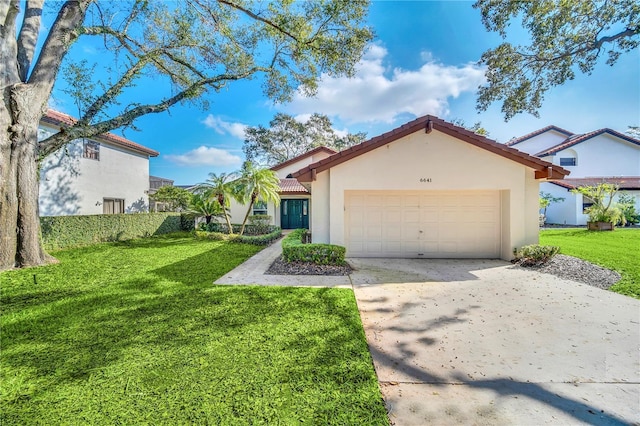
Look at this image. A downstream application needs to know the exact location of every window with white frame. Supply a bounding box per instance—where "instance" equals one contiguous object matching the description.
[253,201,268,215]
[559,157,576,166]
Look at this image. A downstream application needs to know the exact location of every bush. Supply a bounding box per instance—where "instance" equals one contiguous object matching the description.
[204,221,277,236]
[41,212,183,250]
[247,215,272,235]
[513,244,560,266]
[282,229,346,265]
[194,227,282,245]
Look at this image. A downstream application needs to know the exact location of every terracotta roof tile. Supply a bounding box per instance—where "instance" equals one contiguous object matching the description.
[549,177,640,190]
[292,115,569,182]
[279,178,309,194]
[535,129,640,157]
[505,125,574,147]
[41,109,159,157]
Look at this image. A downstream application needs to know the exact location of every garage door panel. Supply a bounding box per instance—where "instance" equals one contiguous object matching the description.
[346,190,500,258]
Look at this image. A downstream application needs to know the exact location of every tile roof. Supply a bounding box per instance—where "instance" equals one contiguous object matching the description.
[549,177,640,190]
[279,178,309,194]
[292,115,569,182]
[535,128,640,157]
[505,125,574,147]
[270,146,337,172]
[41,109,159,157]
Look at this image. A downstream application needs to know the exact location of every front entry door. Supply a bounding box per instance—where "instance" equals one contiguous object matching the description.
[281,199,309,229]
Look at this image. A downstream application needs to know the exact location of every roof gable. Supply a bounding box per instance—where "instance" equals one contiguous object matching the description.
[41,109,159,157]
[535,128,640,157]
[505,125,574,147]
[270,146,337,172]
[292,116,569,182]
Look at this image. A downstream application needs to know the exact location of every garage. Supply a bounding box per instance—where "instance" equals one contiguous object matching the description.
[345,190,501,258]
[292,115,570,260]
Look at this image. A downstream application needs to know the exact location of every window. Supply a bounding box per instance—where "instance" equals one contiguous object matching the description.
[253,201,267,215]
[103,198,125,214]
[83,140,100,160]
[559,157,576,166]
[582,197,594,214]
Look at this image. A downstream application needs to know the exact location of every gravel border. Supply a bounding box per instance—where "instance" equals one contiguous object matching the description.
[265,255,352,276]
[512,254,621,290]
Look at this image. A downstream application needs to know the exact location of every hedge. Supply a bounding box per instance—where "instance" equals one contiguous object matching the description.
[202,222,276,236]
[193,227,282,246]
[282,229,346,265]
[40,212,188,250]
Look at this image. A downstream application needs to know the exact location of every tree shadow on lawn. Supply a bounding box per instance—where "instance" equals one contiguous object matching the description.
[2,281,386,423]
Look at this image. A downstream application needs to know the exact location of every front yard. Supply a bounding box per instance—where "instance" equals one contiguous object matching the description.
[0,234,388,425]
[540,228,640,299]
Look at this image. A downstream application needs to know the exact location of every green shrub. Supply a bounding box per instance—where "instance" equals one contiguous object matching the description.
[282,229,346,265]
[180,212,197,231]
[247,215,272,235]
[41,212,183,250]
[194,227,281,245]
[513,244,560,266]
[205,222,277,236]
[236,228,282,245]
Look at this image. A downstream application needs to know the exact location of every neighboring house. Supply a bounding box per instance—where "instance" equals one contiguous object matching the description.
[149,176,174,212]
[227,146,336,229]
[506,126,640,225]
[226,115,565,260]
[39,110,159,216]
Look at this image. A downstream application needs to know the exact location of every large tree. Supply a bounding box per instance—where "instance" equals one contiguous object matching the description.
[0,0,372,270]
[474,0,639,120]
[243,112,366,166]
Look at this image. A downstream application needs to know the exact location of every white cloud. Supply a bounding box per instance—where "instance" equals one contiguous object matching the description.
[202,115,247,139]
[285,44,486,123]
[165,146,242,167]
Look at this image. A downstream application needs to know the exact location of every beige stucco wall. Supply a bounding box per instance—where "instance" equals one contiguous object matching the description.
[310,129,542,260]
[274,150,334,178]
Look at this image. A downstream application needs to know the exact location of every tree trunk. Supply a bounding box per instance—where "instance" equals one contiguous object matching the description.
[0,86,53,270]
[239,193,257,236]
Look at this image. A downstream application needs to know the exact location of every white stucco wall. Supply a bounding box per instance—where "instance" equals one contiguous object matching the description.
[39,126,151,216]
[510,130,571,155]
[310,129,542,260]
[548,133,640,177]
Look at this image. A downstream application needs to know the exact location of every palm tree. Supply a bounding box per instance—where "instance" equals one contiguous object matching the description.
[189,191,224,224]
[235,162,281,235]
[197,172,237,233]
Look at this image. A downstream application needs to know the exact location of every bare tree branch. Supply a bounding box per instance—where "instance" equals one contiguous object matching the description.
[16,0,44,81]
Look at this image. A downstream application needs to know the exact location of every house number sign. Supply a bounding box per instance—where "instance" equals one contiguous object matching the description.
[419,178,432,182]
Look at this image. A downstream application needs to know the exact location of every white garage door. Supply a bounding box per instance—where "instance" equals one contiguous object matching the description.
[345,190,501,258]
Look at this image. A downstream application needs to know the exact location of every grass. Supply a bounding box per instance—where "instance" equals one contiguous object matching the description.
[540,228,640,299]
[1,233,388,425]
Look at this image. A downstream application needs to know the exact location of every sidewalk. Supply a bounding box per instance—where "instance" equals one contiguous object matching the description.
[214,237,352,287]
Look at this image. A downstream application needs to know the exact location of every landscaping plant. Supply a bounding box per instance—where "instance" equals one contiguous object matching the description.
[571,183,626,227]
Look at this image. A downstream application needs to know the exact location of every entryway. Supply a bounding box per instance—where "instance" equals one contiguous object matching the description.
[280,199,309,229]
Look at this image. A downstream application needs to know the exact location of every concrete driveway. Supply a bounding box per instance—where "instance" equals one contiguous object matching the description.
[349,258,640,425]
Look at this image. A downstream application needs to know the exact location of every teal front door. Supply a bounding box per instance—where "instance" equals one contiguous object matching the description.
[281,199,309,229]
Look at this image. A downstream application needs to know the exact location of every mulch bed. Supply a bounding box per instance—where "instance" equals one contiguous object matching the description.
[265,255,352,276]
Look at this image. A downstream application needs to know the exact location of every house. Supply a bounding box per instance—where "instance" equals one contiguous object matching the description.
[39,110,159,216]
[506,126,640,225]
[226,116,567,260]
[227,146,336,229]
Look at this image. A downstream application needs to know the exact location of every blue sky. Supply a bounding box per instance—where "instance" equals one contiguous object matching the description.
[50,1,640,185]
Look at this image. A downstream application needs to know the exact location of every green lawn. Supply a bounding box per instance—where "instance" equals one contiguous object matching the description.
[0,234,388,425]
[540,228,640,299]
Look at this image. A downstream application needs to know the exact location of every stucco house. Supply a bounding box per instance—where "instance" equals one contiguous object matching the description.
[228,116,568,260]
[506,126,640,225]
[227,146,336,229]
[39,110,159,216]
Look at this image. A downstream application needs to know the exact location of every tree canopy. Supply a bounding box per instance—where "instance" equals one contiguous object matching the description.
[243,113,366,166]
[0,0,372,269]
[150,186,192,212]
[474,0,639,120]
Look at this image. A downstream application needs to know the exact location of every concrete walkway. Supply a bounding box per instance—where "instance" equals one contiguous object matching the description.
[215,243,640,425]
[214,237,351,287]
